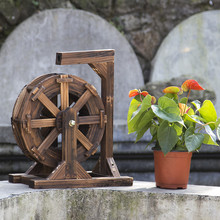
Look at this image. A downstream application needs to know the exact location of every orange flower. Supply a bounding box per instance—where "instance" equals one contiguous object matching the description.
[163,86,183,95]
[181,79,204,92]
[129,89,139,97]
[129,89,149,98]
[140,91,149,97]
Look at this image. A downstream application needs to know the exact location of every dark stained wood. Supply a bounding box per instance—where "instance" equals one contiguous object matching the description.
[72,89,92,112]
[78,115,107,125]
[32,87,60,117]
[26,162,54,177]
[37,128,59,153]
[95,61,115,175]
[76,129,93,151]
[9,49,133,189]
[56,49,114,65]
[89,63,107,79]
[107,157,120,177]
[63,107,78,179]
[48,161,66,180]
[57,74,70,161]
[100,110,105,129]
[26,114,31,133]
[84,83,99,96]
[9,173,24,183]
[29,176,133,189]
[75,161,92,179]
[11,74,105,166]
[31,118,56,128]
[58,75,69,111]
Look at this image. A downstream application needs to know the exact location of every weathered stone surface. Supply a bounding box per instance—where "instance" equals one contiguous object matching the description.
[128,28,161,61]
[117,14,142,31]
[114,0,147,14]
[0,1,21,25]
[1,1,220,82]
[151,11,220,114]
[70,0,112,17]
[0,8,143,126]
[1,181,220,220]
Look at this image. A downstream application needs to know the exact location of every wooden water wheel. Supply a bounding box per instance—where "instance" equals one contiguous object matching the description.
[12,73,105,167]
[9,49,133,189]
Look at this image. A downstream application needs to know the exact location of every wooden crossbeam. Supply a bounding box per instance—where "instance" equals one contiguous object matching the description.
[56,49,114,65]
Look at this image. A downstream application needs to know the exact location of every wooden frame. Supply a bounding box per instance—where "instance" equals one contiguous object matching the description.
[9,49,133,189]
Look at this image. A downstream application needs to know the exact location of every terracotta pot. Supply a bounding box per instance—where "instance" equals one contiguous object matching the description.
[153,151,192,189]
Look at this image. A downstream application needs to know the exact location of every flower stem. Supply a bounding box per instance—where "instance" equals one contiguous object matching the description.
[187,89,191,101]
[139,93,143,102]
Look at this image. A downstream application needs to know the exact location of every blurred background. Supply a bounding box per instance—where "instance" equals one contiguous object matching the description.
[1,0,220,186]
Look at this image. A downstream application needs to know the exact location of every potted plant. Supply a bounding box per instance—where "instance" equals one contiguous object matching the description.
[127,79,220,189]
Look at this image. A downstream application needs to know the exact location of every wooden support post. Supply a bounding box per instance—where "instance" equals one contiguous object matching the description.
[63,108,77,179]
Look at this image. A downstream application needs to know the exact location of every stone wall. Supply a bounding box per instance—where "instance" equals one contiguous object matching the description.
[1,0,220,82]
[1,181,220,220]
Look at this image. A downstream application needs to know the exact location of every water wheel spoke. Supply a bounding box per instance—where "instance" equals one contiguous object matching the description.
[76,129,93,151]
[31,118,56,128]
[38,93,60,117]
[78,115,107,125]
[72,90,92,112]
[37,128,60,153]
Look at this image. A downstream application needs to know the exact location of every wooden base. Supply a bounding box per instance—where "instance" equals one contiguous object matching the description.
[8,173,133,189]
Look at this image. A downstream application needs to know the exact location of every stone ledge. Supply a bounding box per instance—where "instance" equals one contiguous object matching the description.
[0,181,220,220]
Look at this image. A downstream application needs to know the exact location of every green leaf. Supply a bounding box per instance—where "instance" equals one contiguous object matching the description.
[157,120,178,155]
[158,96,180,114]
[215,118,220,141]
[152,105,184,125]
[191,100,201,111]
[127,98,141,124]
[128,95,152,134]
[183,108,195,128]
[151,96,184,124]
[141,95,152,109]
[180,97,188,104]
[199,100,217,130]
[150,125,157,137]
[217,124,220,141]
[173,123,183,136]
[184,114,204,125]
[184,127,204,152]
[216,118,220,139]
[203,134,219,146]
[137,109,155,131]
[128,106,142,133]
[204,125,216,143]
[135,121,152,142]
[164,93,178,103]
[175,139,187,151]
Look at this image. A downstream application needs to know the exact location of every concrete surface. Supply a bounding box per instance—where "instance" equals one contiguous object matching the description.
[1,180,220,220]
